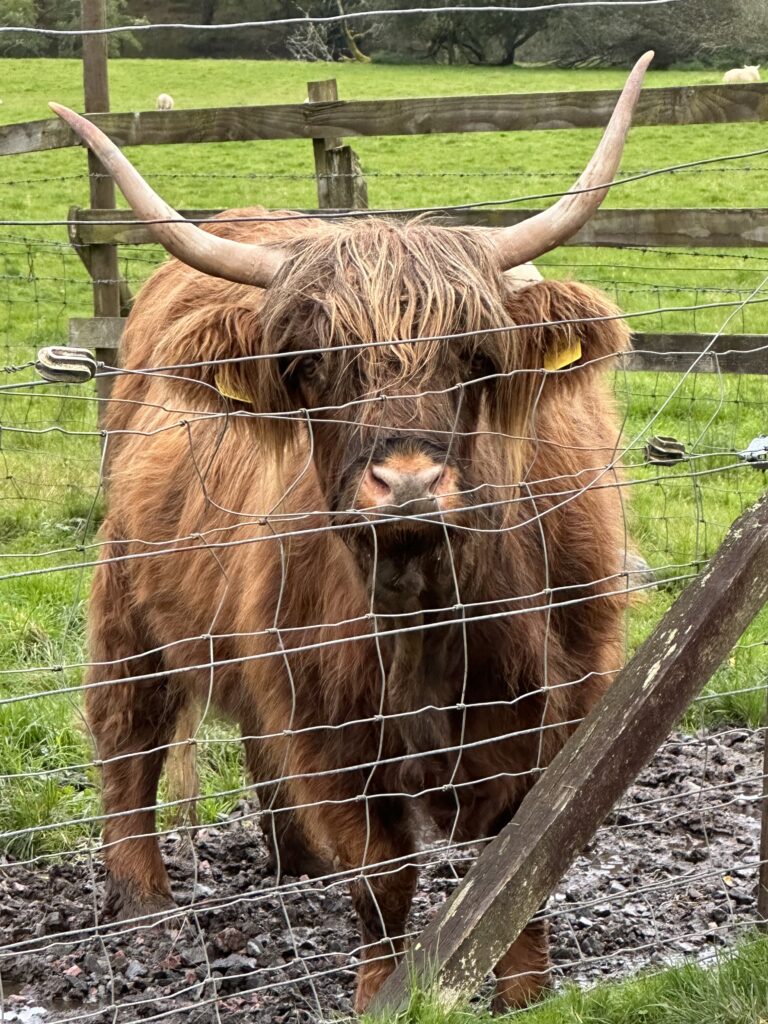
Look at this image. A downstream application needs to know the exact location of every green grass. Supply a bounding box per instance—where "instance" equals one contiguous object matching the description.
[0,58,766,858]
[364,935,768,1024]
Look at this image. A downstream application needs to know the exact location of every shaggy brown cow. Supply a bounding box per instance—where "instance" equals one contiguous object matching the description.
[53,52,650,1013]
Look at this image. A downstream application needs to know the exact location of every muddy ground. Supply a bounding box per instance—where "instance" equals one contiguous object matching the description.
[0,728,763,1023]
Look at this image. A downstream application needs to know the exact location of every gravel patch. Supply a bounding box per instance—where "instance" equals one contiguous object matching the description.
[0,729,763,1022]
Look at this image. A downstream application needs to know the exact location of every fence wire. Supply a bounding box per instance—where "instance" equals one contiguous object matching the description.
[1,124,768,1024]
[0,0,689,40]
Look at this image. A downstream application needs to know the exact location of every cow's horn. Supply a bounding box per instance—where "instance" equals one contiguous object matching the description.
[49,103,284,288]
[491,52,654,270]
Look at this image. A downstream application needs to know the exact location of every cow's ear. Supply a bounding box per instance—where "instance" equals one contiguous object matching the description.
[213,353,298,451]
[485,280,630,441]
[154,293,299,451]
[504,280,630,385]
[213,325,299,453]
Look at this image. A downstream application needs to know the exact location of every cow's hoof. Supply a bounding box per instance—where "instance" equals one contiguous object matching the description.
[263,817,333,879]
[491,971,550,1013]
[353,962,396,1014]
[266,843,333,880]
[103,874,176,924]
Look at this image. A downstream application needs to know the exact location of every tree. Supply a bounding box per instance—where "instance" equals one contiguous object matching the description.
[0,0,45,54]
[0,0,143,57]
[199,0,217,25]
[369,0,562,65]
[286,0,373,63]
[525,0,760,68]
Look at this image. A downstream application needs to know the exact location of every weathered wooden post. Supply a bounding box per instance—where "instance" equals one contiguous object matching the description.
[80,0,121,408]
[371,492,768,1014]
[307,78,368,210]
[759,685,768,926]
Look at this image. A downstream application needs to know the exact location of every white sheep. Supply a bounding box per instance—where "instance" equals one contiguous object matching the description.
[722,65,761,84]
[156,93,175,111]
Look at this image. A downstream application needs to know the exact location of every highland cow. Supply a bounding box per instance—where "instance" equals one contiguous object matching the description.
[52,52,651,1013]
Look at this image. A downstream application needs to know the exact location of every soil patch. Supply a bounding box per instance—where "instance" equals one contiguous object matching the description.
[0,729,762,1022]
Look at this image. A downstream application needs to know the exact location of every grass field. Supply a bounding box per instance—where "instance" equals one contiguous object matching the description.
[364,935,768,1024]
[0,58,767,865]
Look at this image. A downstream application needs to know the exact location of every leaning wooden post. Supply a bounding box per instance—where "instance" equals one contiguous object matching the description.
[759,684,768,926]
[81,0,120,413]
[371,492,768,1014]
[307,78,368,210]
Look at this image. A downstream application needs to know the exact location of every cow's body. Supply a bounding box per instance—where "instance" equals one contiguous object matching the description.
[50,40,652,1016]
[89,210,629,1010]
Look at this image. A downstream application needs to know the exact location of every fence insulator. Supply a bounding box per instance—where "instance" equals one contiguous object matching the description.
[35,345,97,384]
[644,434,687,465]
[739,434,768,469]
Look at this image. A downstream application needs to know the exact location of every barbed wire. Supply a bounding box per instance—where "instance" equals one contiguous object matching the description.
[8,162,768,191]
[9,139,768,227]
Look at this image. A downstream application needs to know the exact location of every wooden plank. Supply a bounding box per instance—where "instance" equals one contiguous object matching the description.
[455,207,768,248]
[71,208,221,245]
[69,317,125,351]
[5,81,768,156]
[371,492,768,1015]
[68,207,768,249]
[67,318,768,377]
[627,332,768,375]
[760,685,768,926]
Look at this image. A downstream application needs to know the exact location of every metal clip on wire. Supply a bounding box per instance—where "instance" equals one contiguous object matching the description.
[35,346,97,385]
[739,434,768,470]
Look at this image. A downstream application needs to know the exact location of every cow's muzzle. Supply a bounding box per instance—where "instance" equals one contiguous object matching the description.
[355,449,460,518]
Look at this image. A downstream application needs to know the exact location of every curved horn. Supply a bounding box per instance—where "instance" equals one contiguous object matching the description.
[492,52,654,270]
[49,103,284,288]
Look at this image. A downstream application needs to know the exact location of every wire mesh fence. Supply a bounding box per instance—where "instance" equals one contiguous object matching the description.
[2,59,768,1023]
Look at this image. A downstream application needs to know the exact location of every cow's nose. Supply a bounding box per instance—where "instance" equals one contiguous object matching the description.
[367,462,443,506]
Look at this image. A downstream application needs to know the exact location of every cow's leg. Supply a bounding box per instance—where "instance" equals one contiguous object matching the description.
[88,669,182,921]
[292,764,416,1012]
[86,552,181,921]
[344,796,417,1013]
[261,795,333,880]
[492,917,550,1011]
[243,737,331,879]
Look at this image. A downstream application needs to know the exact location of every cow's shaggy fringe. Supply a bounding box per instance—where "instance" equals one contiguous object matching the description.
[110,211,625,476]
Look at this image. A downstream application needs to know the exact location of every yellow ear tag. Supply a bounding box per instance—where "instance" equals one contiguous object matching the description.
[544,337,582,372]
[214,370,251,404]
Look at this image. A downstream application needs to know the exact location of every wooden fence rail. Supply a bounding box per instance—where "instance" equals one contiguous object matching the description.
[68,319,768,376]
[4,81,768,156]
[67,206,768,249]
[371,491,768,1015]
[5,63,768,389]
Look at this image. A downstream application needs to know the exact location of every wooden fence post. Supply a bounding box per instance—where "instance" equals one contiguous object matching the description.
[81,0,121,409]
[371,491,768,1015]
[307,78,368,210]
[759,685,768,926]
